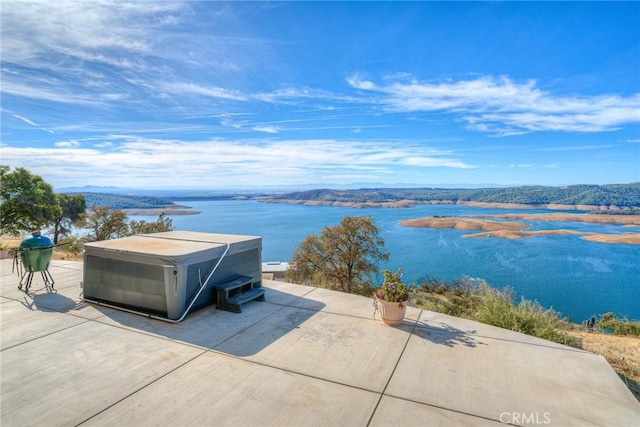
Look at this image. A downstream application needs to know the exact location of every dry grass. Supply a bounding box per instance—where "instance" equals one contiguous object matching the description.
[51,248,83,261]
[0,235,22,249]
[1,235,82,261]
[568,329,640,402]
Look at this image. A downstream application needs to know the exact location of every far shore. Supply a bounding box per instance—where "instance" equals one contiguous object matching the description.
[261,198,423,208]
[263,198,639,212]
[125,204,200,216]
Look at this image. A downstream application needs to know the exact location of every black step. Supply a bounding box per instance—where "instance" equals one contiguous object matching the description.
[218,287,265,313]
[227,287,266,306]
[213,276,253,291]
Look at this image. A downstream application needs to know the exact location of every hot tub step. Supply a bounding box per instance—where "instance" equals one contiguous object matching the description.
[219,287,265,313]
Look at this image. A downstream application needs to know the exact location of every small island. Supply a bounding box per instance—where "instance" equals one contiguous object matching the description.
[398,216,640,244]
[399,217,528,231]
[475,212,640,226]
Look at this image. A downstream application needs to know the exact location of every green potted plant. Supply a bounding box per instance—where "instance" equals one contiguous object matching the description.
[373,268,410,325]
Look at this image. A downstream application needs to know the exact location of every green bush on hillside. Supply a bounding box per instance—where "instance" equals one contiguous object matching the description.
[474,286,573,345]
[597,312,640,336]
[414,280,574,346]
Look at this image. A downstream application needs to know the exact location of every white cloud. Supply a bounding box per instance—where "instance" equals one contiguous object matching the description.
[54,140,81,148]
[11,113,55,134]
[94,141,114,148]
[1,80,103,105]
[1,137,473,187]
[400,156,474,169]
[162,82,247,101]
[534,144,614,152]
[346,75,377,90]
[346,74,640,135]
[507,162,561,170]
[1,0,182,66]
[0,1,194,108]
[252,125,279,134]
[100,93,129,101]
[156,82,357,108]
[12,114,38,127]
[220,118,247,129]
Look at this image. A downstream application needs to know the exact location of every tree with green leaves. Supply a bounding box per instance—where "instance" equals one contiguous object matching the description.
[128,212,173,235]
[52,193,86,244]
[81,205,130,242]
[286,216,389,296]
[81,205,174,242]
[0,165,61,235]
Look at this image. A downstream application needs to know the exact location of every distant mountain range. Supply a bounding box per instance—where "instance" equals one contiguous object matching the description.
[57,183,640,211]
[55,182,511,195]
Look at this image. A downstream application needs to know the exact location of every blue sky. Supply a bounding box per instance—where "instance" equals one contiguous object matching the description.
[1,1,639,189]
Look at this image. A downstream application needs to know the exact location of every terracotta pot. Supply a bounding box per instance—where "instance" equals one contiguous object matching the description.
[375,297,408,325]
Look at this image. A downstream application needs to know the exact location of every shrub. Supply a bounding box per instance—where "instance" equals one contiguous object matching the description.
[57,236,85,255]
[597,312,640,336]
[413,278,574,346]
[474,286,517,329]
[452,287,466,297]
[434,285,447,294]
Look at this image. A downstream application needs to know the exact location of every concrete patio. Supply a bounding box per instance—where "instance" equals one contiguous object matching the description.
[1,258,639,426]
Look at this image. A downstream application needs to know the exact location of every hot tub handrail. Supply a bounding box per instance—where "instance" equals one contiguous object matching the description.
[83,240,232,324]
[175,241,231,323]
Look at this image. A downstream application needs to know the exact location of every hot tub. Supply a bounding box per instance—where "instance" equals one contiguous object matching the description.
[82,231,262,320]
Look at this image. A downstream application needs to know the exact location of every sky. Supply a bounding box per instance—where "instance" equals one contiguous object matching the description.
[1,1,639,190]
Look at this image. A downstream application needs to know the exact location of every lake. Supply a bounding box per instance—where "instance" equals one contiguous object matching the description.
[135,199,640,322]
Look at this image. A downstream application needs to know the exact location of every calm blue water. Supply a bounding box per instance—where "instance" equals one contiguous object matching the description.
[137,200,640,322]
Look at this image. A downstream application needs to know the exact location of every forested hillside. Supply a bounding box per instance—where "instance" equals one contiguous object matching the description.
[270,183,640,207]
[77,192,176,210]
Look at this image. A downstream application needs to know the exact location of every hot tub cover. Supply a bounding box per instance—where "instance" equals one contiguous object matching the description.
[84,231,261,267]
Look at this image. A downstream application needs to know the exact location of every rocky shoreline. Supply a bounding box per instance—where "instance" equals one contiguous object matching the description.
[125,204,200,216]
